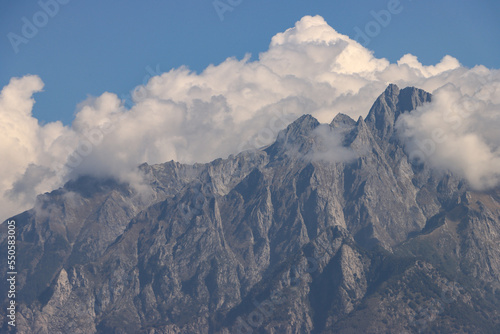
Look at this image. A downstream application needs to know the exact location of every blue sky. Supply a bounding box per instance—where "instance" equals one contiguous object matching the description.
[1,0,499,125]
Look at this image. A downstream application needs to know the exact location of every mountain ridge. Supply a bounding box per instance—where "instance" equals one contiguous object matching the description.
[1,84,499,333]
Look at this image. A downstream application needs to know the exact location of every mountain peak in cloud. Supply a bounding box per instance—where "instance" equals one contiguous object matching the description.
[330,113,356,129]
[365,84,431,140]
[265,114,320,156]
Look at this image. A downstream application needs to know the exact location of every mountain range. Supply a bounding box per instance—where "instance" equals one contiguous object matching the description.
[1,84,499,333]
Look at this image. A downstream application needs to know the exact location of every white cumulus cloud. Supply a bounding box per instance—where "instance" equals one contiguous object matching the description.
[396,79,500,190]
[0,75,76,220]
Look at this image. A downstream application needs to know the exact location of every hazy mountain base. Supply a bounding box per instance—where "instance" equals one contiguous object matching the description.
[1,85,499,333]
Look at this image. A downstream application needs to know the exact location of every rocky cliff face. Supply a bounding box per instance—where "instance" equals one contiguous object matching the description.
[1,84,499,333]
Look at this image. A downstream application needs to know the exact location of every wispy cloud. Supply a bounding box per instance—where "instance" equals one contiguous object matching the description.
[396,78,500,190]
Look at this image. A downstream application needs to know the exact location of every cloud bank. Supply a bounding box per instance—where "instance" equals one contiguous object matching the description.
[1,15,499,221]
[395,79,500,190]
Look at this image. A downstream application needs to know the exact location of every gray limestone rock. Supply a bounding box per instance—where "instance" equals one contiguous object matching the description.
[1,85,498,333]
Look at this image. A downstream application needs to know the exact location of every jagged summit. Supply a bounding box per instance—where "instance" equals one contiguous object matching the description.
[273,84,431,146]
[283,114,320,134]
[264,85,430,153]
[397,86,432,113]
[266,84,431,157]
[330,113,356,129]
[265,114,320,156]
[385,83,400,96]
[365,84,431,140]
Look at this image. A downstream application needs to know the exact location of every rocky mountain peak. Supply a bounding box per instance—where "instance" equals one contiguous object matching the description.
[265,114,320,156]
[397,85,432,113]
[365,84,431,140]
[286,113,320,133]
[385,82,400,96]
[330,113,356,129]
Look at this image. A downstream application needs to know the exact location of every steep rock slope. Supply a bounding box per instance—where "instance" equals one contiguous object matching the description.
[1,85,499,333]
